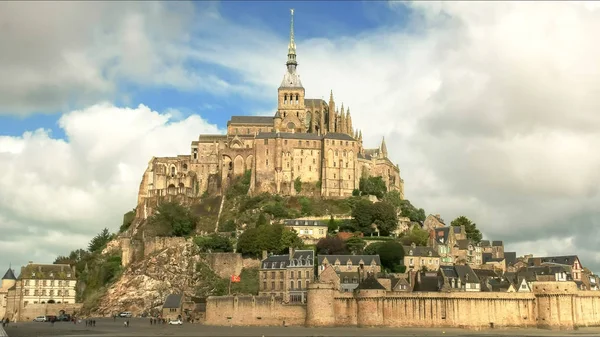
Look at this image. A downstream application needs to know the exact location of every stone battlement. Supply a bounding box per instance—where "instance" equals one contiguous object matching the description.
[205,281,600,330]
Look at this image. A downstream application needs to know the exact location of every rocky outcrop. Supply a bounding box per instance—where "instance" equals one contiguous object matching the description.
[93,238,201,317]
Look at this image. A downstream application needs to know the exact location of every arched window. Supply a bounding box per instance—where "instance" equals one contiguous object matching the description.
[284,94,288,104]
[171,166,176,176]
[290,281,294,290]
[295,94,299,104]
[297,280,302,289]
[183,163,188,171]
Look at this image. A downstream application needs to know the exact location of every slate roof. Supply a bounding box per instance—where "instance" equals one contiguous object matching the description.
[282,219,327,227]
[318,255,381,266]
[455,239,473,250]
[229,116,274,125]
[19,263,76,280]
[473,268,501,280]
[163,294,183,309]
[261,250,314,269]
[404,245,440,258]
[479,240,491,247]
[356,274,386,290]
[504,252,517,266]
[485,278,512,292]
[323,133,355,141]
[413,272,440,292]
[357,153,372,160]
[533,255,580,266]
[255,132,322,140]
[338,272,360,284]
[492,241,503,247]
[441,265,480,284]
[2,268,16,280]
[304,99,327,107]
[392,277,411,291]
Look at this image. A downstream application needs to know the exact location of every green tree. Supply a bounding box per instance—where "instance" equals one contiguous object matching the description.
[88,228,112,253]
[327,215,338,233]
[399,226,430,246]
[316,236,349,255]
[237,224,302,257]
[359,176,387,199]
[451,216,482,243]
[147,201,198,237]
[398,199,426,222]
[351,199,374,233]
[374,241,405,272]
[294,177,302,193]
[299,197,313,215]
[371,201,398,236]
[256,213,269,227]
[194,234,234,252]
[345,236,366,254]
[382,190,403,210]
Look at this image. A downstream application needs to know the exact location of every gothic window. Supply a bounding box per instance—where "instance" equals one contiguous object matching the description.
[296,111,299,117]
[295,94,299,104]
[183,164,188,171]
[287,163,290,168]
[266,160,269,166]
[297,280,302,289]
[193,149,198,160]
[345,162,348,168]
[333,162,336,167]
[284,94,288,104]
[171,166,176,176]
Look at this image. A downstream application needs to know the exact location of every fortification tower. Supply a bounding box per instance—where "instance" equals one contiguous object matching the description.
[355,274,386,327]
[305,282,336,327]
[1,266,16,290]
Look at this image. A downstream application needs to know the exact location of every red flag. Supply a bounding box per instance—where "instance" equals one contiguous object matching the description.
[230,275,241,283]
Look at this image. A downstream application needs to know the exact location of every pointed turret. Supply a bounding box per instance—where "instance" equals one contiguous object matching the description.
[328,90,336,133]
[340,103,346,134]
[286,8,297,70]
[346,107,353,136]
[358,130,363,141]
[2,267,16,280]
[381,136,388,158]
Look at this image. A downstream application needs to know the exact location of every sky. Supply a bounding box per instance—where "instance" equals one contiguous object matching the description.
[1,1,600,276]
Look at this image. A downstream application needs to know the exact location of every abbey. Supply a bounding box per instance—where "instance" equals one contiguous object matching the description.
[137,11,404,203]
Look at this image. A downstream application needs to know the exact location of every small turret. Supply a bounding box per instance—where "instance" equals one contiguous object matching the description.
[1,266,17,290]
[340,103,346,134]
[380,137,388,158]
[346,107,353,136]
[274,111,282,132]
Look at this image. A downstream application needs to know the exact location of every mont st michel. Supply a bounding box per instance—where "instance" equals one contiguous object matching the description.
[1,3,600,337]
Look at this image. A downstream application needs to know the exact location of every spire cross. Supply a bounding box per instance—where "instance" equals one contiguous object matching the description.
[289,9,295,50]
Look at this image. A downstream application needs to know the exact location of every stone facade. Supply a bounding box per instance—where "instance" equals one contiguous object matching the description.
[134,11,404,219]
[259,249,315,303]
[205,280,600,330]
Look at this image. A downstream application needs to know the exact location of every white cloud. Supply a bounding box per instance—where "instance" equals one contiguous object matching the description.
[0,104,221,267]
[2,1,600,274]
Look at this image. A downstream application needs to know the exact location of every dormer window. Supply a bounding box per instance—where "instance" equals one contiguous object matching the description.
[409,250,413,255]
[32,272,36,277]
[428,251,432,257]
[49,272,54,278]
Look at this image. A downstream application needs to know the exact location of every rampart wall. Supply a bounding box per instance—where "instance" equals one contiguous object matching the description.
[205,296,306,326]
[205,281,600,330]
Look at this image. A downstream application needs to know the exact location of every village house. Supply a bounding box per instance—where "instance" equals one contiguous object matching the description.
[438,265,481,292]
[452,239,483,266]
[317,255,381,276]
[481,253,507,273]
[259,248,315,303]
[282,219,328,245]
[401,243,441,271]
[162,294,184,321]
[479,240,505,259]
[528,255,583,282]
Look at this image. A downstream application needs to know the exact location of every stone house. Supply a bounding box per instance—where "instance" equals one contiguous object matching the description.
[401,243,440,272]
[528,255,583,281]
[282,219,327,245]
[430,226,467,266]
[481,253,507,273]
[452,239,483,266]
[162,294,183,321]
[438,265,481,292]
[479,240,505,259]
[317,255,381,276]
[259,248,315,303]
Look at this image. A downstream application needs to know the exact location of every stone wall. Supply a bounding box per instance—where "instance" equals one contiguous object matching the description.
[205,296,306,326]
[16,303,82,321]
[143,237,187,258]
[199,253,244,279]
[206,281,600,330]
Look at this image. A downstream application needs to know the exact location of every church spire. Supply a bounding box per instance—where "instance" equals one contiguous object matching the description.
[381,136,388,158]
[286,9,297,71]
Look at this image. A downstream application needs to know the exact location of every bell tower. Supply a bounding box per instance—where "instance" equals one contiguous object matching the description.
[277,9,306,133]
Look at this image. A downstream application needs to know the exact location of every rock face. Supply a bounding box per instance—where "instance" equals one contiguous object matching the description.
[93,238,201,317]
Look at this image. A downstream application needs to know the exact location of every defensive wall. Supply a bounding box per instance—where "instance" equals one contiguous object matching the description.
[205,281,600,330]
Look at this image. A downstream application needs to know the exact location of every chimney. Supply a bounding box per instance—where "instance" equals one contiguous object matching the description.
[289,247,295,259]
[262,250,268,260]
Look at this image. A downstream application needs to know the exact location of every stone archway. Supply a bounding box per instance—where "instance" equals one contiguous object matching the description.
[168,184,177,195]
[234,155,245,176]
[222,155,233,178]
[245,155,254,171]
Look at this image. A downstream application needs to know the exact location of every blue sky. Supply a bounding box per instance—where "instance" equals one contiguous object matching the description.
[2,1,600,273]
[0,1,411,138]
